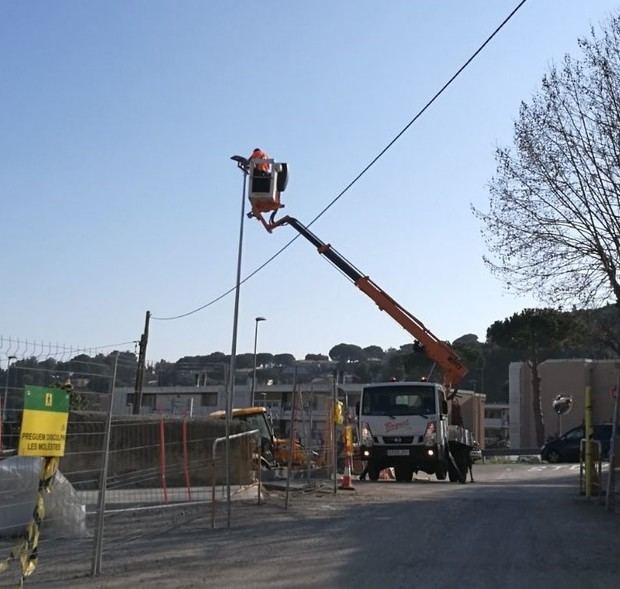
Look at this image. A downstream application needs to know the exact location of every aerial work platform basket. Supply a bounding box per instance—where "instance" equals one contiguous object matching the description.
[247,158,288,231]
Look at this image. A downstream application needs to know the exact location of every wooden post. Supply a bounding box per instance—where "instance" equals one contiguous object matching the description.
[132,310,150,415]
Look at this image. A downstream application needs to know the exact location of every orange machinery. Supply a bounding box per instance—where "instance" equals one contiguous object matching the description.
[246,158,467,393]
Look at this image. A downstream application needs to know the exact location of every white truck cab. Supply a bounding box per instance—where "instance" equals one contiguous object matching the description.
[359,381,463,482]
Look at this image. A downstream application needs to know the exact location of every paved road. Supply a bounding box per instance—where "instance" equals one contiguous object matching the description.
[25,464,620,589]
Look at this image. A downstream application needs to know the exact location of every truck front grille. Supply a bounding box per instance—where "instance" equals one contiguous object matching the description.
[382,436,414,444]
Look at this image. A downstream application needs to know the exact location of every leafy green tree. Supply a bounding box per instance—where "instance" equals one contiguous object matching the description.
[273,353,296,367]
[305,353,329,361]
[573,305,620,357]
[155,360,176,386]
[397,344,417,378]
[487,308,578,445]
[256,353,274,366]
[206,352,227,363]
[363,345,384,360]
[235,353,255,370]
[112,351,138,387]
[453,334,480,347]
[452,335,486,392]
[360,357,383,383]
[329,343,364,364]
[380,349,404,381]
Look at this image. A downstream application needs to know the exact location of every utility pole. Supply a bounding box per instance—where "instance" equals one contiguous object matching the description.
[132,310,151,415]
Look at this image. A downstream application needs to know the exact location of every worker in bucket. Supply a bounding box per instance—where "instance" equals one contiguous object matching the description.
[249,147,270,175]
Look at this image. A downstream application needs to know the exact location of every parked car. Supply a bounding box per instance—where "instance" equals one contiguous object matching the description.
[541,424,617,463]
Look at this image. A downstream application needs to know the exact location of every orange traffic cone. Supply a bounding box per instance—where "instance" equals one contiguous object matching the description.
[339,455,355,491]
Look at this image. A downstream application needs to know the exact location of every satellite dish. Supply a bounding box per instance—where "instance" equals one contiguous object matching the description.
[552,394,573,416]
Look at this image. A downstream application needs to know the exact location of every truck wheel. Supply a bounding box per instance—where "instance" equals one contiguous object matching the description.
[435,465,447,481]
[368,465,381,481]
[395,465,413,482]
[456,451,469,484]
[448,459,463,483]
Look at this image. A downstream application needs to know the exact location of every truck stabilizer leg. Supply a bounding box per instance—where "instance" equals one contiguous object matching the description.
[447,447,467,484]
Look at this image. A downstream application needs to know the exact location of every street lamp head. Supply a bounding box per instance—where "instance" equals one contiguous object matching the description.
[255,317,266,323]
[230,155,249,173]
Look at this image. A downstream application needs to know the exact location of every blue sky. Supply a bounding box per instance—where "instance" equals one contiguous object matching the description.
[2,1,619,363]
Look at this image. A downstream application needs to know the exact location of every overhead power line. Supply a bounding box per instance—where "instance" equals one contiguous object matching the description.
[152,0,529,322]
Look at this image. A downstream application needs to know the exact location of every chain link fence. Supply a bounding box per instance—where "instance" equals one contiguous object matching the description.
[264,385,357,510]
[0,356,118,584]
[0,347,362,585]
[0,351,272,586]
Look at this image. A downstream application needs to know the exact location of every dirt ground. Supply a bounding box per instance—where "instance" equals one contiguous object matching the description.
[4,464,620,589]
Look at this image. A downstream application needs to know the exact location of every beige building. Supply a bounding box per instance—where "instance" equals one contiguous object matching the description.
[455,391,485,448]
[484,403,509,448]
[509,359,619,448]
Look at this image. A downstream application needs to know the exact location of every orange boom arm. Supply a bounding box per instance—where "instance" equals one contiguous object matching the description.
[267,215,467,389]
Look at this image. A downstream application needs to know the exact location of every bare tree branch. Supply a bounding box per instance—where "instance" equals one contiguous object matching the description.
[473,14,620,308]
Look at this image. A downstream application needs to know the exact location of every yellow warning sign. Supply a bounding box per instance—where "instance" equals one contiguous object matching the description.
[18,386,69,457]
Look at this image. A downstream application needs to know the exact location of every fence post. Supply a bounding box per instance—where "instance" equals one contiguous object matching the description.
[332,375,338,494]
[211,455,217,529]
[91,353,118,576]
[182,418,192,501]
[606,377,619,511]
[585,378,593,498]
[257,432,262,506]
[210,430,259,529]
[159,416,168,503]
[285,386,298,511]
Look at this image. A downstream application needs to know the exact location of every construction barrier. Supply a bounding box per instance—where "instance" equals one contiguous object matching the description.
[0,354,263,586]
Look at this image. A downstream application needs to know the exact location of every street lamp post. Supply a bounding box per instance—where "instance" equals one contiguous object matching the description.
[225,154,250,528]
[251,317,266,406]
[228,155,250,420]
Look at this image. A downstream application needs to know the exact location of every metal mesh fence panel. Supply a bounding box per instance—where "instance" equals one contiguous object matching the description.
[1,352,357,583]
[275,387,345,509]
[0,357,118,585]
[100,416,253,507]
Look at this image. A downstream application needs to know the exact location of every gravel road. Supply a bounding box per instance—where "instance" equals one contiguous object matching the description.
[19,463,620,589]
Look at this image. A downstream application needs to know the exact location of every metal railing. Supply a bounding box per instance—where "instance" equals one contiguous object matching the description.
[211,429,260,529]
[482,448,541,457]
